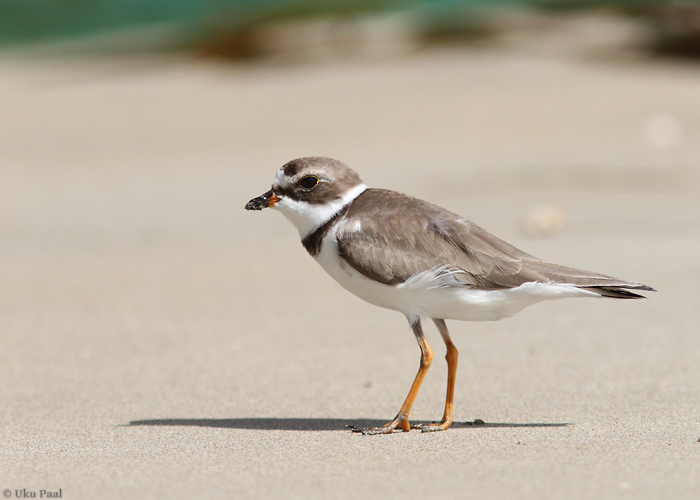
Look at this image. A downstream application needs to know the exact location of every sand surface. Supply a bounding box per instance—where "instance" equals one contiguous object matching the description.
[1,45,699,498]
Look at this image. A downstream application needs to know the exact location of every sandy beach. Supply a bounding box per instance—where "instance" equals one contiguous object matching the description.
[1,43,699,498]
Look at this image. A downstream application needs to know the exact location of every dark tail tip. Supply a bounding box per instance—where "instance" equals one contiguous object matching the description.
[583,285,656,299]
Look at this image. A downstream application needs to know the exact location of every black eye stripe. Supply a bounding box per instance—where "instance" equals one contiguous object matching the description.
[274,185,295,199]
[273,175,333,204]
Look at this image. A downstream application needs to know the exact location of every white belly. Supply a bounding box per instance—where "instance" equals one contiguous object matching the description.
[314,228,598,322]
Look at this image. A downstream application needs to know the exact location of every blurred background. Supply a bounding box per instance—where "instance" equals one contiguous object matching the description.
[3,0,700,58]
[2,2,700,496]
[2,0,700,389]
[2,0,699,251]
[3,0,700,410]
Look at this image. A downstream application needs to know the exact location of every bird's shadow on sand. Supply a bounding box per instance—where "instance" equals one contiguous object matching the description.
[125,418,570,432]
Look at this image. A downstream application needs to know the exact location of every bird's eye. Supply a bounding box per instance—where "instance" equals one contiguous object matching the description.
[298,175,320,190]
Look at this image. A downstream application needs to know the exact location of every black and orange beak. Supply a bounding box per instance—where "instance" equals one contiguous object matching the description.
[245,189,280,211]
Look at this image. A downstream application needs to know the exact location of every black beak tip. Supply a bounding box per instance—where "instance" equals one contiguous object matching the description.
[245,199,263,211]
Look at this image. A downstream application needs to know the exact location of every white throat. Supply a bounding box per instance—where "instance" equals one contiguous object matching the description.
[274,183,367,238]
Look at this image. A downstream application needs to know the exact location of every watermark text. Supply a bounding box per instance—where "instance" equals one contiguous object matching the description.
[3,490,62,498]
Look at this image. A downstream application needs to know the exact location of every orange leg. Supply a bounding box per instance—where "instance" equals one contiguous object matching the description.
[413,319,458,433]
[354,319,433,435]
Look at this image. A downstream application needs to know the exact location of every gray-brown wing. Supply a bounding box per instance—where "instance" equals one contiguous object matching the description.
[335,189,534,288]
[336,188,654,295]
[426,214,653,292]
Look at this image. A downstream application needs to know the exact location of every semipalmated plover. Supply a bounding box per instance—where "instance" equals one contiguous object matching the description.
[245,157,654,434]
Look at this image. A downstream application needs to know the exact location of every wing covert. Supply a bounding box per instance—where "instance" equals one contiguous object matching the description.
[334,189,535,289]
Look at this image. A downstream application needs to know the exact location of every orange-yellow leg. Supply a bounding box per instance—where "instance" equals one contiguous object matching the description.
[413,319,459,433]
[354,319,433,435]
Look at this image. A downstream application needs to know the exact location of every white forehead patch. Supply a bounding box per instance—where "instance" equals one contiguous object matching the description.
[274,168,293,189]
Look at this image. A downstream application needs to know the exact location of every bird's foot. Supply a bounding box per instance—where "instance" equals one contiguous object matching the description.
[411,418,453,433]
[349,414,411,435]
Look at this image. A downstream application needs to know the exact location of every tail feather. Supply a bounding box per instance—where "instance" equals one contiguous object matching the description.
[521,260,655,299]
[581,285,655,299]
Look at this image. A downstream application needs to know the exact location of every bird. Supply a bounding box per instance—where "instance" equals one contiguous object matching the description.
[245,157,654,434]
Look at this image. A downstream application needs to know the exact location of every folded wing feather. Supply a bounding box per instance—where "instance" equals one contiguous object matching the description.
[335,189,654,298]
